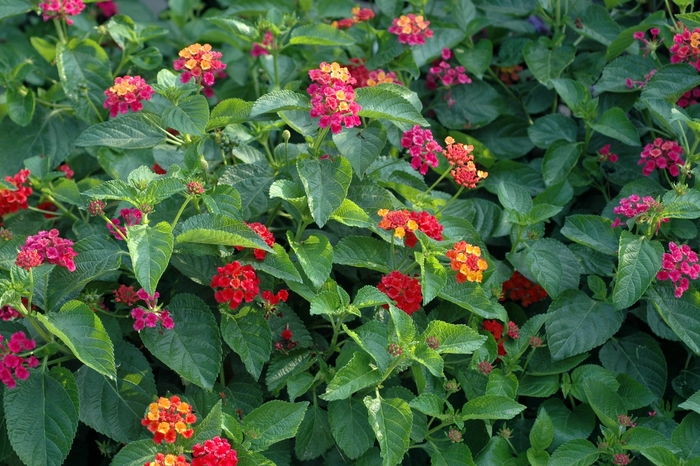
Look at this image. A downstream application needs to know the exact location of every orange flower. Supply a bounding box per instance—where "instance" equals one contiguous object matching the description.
[141,395,196,444]
[446,241,488,283]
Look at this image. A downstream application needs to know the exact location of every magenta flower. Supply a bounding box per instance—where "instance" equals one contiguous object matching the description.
[639,138,684,177]
[38,0,84,25]
[130,289,174,332]
[388,14,433,46]
[0,332,39,389]
[401,126,441,175]
[657,242,700,298]
[16,229,77,272]
[307,62,362,134]
[106,208,143,241]
[611,194,668,232]
[103,76,154,118]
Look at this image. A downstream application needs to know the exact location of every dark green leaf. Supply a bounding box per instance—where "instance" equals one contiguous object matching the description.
[163,95,210,136]
[421,320,486,354]
[560,215,619,256]
[242,400,309,451]
[294,405,335,460]
[642,64,700,101]
[176,214,272,250]
[290,24,355,46]
[297,156,352,228]
[207,98,254,129]
[332,122,387,178]
[673,412,700,460]
[249,90,310,117]
[364,396,412,466]
[321,352,383,401]
[590,108,641,146]
[438,277,508,321]
[110,439,158,466]
[523,41,576,85]
[613,231,663,310]
[527,114,577,149]
[542,142,581,187]
[525,239,581,298]
[126,222,173,296]
[548,439,600,466]
[648,285,700,356]
[6,87,35,127]
[454,40,492,79]
[219,164,276,219]
[329,398,375,460]
[0,0,31,20]
[288,233,333,289]
[356,87,429,127]
[460,395,526,420]
[75,113,166,149]
[221,306,272,380]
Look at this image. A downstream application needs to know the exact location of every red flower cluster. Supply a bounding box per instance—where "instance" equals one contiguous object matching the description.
[192,436,238,466]
[378,209,443,247]
[657,242,700,298]
[670,27,700,71]
[251,31,274,58]
[130,289,174,332]
[262,289,289,307]
[332,6,375,29]
[38,0,84,25]
[235,222,275,261]
[427,49,471,89]
[401,126,441,175]
[0,304,21,321]
[16,229,77,272]
[0,331,39,389]
[103,76,154,118]
[446,241,488,283]
[114,284,138,306]
[0,169,32,218]
[378,271,423,315]
[107,208,143,240]
[443,137,488,189]
[501,271,547,307]
[678,86,700,108]
[611,194,668,231]
[58,164,74,179]
[174,44,227,86]
[597,144,618,163]
[639,138,684,177]
[211,262,260,309]
[146,453,190,466]
[308,62,362,134]
[141,396,196,445]
[152,163,167,175]
[345,59,401,88]
[388,14,433,46]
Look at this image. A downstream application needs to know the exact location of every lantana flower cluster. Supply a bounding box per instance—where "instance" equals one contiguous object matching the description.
[611,194,668,231]
[38,0,85,25]
[130,289,174,332]
[146,453,190,466]
[597,144,618,163]
[378,271,423,315]
[251,31,274,57]
[0,169,32,217]
[625,69,656,90]
[639,138,684,177]
[446,241,488,283]
[174,43,227,86]
[192,436,239,466]
[497,65,524,86]
[442,137,488,188]
[103,76,154,118]
[657,242,700,298]
[332,6,375,29]
[483,320,519,357]
[388,14,433,45]
[211,261,260,309]
[500,271,547,307]
[96,0,117,17]
[0,304,22,321]
[401,126,441,175]
[16,229,77,272]
[0,331,39,389]
[378,209,443,248]
[670,27,700,71]
[678,86,700,108]
[235,222,275,260]
[426,48,471,89]
[141,396,196,444]
[107,208,143,240]
[307,62,362,134]
[346,59,401,88]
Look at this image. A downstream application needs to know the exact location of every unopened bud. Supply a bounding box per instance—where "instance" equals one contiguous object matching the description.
[87,199,106,217]
[0,228,12,241]
[387,342,402,357]
[448,429,462,443]
[477,361,493,375]
[425,336,439,350]
[187,181,205,196]
[282,130,291,142]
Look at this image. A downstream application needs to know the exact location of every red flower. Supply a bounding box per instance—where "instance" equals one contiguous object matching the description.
[192,436,238,466]
[262,289,289,307]
[107,208,143,240]
[152,164,167,175]
[36,201,58,219]
[141,396,196,445]
[146,453,190,466]
[103,76,154,118]
[281,325,293,341]
[308,62,362,134]
[500,271,547,307]
[378,209,443,248]
[114,284,139,306]
[235,222,275,260]
[174,43,226,86]
[0,169,32,217]
[483,320,506,356]
[597,144,618,163]
[378,271,423,315]
[670,27,700,71]
[442,137,487,188]
[388,14,433,45]
[58,164,74,179]
[211,262,260,309]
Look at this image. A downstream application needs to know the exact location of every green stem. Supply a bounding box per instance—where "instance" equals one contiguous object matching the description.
[422,167,451,199]
[312,127,330,153]
[84,88,104,123]
[42,194,80,221]
[437,185,465,216]
[486,68,533,125]
[391,237,397,270]
[273,53,280,89]
[47,355,77,366]
[53,18,67,44]
[171,196,192,229]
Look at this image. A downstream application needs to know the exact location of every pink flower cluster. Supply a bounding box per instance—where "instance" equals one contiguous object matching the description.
[251,31,274,58]
[107,208,142,240]
[0,305,21,321]
[16,229,77,272]
[598,144,618,163]
[103,76,154,118]
[346,59,402,88]
[388,14,433,46]
[426,49,471,90]
[657,242,700,298]
[130,289,174,331]
[611,195,668,231]
[308,62,362,134]
[401,126,441,175]
[0,332,39,389]
[670,27,700,71]
[192,436,238,466]
[633,28,662,57]
[38,0,84,25]
[96,0,117,17]
[678,86,700,108]
[639,138,684,177]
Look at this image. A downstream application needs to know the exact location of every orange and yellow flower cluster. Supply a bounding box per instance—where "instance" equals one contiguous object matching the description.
[174,43,226,86]
[141,396,196,445]
[446,241,488,283]
[443,137,488,189]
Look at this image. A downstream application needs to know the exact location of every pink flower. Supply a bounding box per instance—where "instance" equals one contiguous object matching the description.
[307,62,362,134]
[251,31,274,57]
[17,229,77,272]
[639,138,684,177]
[677,86,700,108]
[633,28,662,58]
[130,289,174,331]
[174,43,226,87]
[657,242,700,298]
[103,76,154,118]
[38,0,84,25]
[401,126,441,175]
[598,144,618,163]
[388,14,433,46]
[96,0,117,17]
[106,208,142,240]
[612,194,668,233]
[0,332,39,389]
[670,27,700,71]
[426,49,472,90]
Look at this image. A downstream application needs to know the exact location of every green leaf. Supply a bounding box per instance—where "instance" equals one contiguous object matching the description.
[471,116,533,159]
[249,90,310,117]
[294,405,335,460]
[163,95,210,136]
[334,236,392,273]
[110,439,158,466]
[208,15,257,40]
[542,142,581,187]
[486,372,518,398]
[640,447,683,466]
[221,306,272,380]
[460,395,526,420]
[344,321,392,373]
[662,188,700,220]
[582,378,626,431]
[551,78,592,112]
[6,87,35,127]
[679,390,700,415]
[613,231,663,310]
[427,443,476,466]
[4,368,79,466]
[673,412,700,460]
[590,107,641,146]
[560,215,619,256]
[333,121,387,178]
[75,113,166,149]
[546,290,623,361]
[525,239,581,298]
[364,396,412,466]
[605,11,664,61]
[0,0,31,20]
[435,80,505,129]
[288,233,333,289]
[202,185,242,219]
[411,26,466,68]
[648,285,700,356]
[242,400,309,451]
[454,40,492,79]
[219,164,276,219]
[76,340,156,444]
[329,398,376,460]
[530,409,554,451]
[186,401,223,449]
[388,303,416,345]
[207,98,254,129]
[330,198,373,228]
[141,294,222,389]
[641,64,700,101]
[599,332,667,399]
[126,222,173,296]
[252,243,303,283]
[321,352,383,401]
[497,181,533,215]
[518,375,558,398]
[56,39,111,124]
[38,301,116,379]
[297,156,352,228]
[420,320,486,354]
[290,23,355,46]
[523,41,576,85]
[355,87,429,127]
[527,114,577,149]
[410,344,444,378]
[548,439,600,466]
[438,277,508,321]
[416,253,447,305]
[176,214,273,250]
